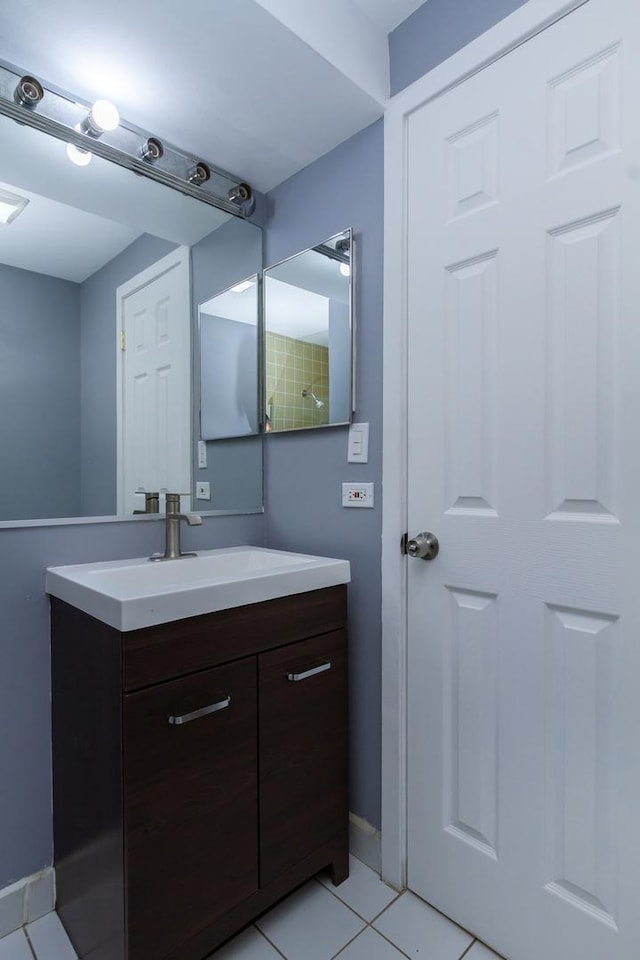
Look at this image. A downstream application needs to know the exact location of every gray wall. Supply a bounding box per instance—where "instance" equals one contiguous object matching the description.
[390,0,529,95]
[80,234,177,516]
[0,264,81,521]
[192,218,263,513]
[264,120,384,830]
[200,315,259,440]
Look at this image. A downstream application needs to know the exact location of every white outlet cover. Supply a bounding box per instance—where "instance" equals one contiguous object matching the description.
[342,482,374,508]
[196,481,211,500]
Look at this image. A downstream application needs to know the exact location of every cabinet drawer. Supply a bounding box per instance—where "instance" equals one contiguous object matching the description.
[259,629,348,886]
[124,658,258,960]
[122,586,347,691]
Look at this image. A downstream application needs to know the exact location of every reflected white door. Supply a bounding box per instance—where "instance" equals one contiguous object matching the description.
[406,2,640,958]
[117,247,191,515]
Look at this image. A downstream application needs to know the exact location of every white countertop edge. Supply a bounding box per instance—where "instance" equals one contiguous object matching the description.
[46,547,351,632]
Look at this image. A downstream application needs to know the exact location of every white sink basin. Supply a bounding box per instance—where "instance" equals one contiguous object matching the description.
[46,546,351,632]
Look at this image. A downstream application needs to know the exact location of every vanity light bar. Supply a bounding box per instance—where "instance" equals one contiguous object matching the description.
[0,61,255,218]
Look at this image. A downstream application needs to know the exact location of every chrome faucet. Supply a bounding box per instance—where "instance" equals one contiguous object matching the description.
[149,493,203,561]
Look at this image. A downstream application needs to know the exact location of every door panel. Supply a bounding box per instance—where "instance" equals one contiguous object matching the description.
[119,253,191,515]
[405,2,640,958]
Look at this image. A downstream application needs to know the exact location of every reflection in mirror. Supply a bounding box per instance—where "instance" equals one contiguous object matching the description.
[263,229,353,433]
[0,112,263,524]
[199,276,259,441]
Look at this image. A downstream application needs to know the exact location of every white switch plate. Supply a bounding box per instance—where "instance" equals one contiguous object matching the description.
[342,482,374,508]
[197,440,207,468]
[196,481,211,500]
[347,422,369,463]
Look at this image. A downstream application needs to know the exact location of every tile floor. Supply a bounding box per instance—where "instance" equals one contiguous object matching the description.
[0,856,505,960]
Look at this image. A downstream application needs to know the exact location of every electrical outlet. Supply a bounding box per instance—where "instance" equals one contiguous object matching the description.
[196,481,211,500]
[342,482,374,508]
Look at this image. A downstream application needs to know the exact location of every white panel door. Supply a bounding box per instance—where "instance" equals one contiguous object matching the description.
[118,250,191,515]
[406,2,640,959]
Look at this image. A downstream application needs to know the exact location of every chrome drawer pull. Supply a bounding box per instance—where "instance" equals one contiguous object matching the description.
[168,695,231,726]
[287,661,332,683]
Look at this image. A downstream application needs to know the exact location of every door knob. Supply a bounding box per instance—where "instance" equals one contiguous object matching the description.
[407,532,439,561]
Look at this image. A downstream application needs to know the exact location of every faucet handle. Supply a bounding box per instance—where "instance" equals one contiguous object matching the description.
[164,492,193,513]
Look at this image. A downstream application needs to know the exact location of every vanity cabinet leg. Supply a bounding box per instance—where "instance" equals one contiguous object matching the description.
[329,845,350,886]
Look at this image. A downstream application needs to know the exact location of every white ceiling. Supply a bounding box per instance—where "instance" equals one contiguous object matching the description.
[0,0,419,194]
[352,0,428,32]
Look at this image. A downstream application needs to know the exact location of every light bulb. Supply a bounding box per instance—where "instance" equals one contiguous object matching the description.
[66,141,92,166]
[231,280,254,294]
[90,99,119,133]
[339,263,350,278]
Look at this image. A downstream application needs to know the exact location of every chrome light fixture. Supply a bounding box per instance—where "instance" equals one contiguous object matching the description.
[13,75,43,108]
[66,139,92,166]
[139,137,164,163]
[187,161,211,185]
[1,60,258,218]
[81,99,120,137]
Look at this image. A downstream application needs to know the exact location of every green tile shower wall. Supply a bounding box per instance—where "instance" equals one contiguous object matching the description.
[265,332,330,430]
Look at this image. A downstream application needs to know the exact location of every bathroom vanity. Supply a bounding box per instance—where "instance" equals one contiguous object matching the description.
[48,548,350,960]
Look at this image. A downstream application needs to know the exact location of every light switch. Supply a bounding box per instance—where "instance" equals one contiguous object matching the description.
[348,422,369,463]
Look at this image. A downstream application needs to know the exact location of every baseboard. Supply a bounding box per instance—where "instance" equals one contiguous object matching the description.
[0,867,55,939]
[349,813,381,874]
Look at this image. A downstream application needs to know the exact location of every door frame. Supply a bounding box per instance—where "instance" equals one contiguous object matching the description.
[116,245,191,515]
[381,0,591,891]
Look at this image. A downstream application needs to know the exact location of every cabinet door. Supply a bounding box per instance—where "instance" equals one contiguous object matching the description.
[124,657,257,960]
[259,629,348,886]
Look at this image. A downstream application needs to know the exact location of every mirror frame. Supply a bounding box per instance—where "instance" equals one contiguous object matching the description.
[262,228,356,434]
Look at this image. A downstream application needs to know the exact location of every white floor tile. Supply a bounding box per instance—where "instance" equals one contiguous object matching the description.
[334,927,407,960]
[0,930,33,960]
[26,912,77,960]
[26,873,54,924]
[0,886,24,942]
[256,881,365,960]
[373,892,473,960]
[212,925,284,959]
[464,942,505,960]
[318,856,399,921]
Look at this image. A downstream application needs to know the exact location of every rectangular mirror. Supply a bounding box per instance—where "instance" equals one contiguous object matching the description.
[0,112,263,524]
[199,276,260,441]
[263,228,353,433]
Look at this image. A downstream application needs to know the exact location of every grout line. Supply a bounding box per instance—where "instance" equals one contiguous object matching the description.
[368,890,403,925]
[327,925,368,960]
[459,940,477,960]
[22,927,38,960]
[252,923,289,959]
[314,868,401,925]
[367,925,413,959]
[313,876,374,923]
[367,893,402,924]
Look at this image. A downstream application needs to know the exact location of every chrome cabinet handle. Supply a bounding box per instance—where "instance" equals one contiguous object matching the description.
[168,695,231,725]
[287,661,332,682]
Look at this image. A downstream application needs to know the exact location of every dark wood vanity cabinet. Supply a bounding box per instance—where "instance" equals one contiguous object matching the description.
[51,586,349,960]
